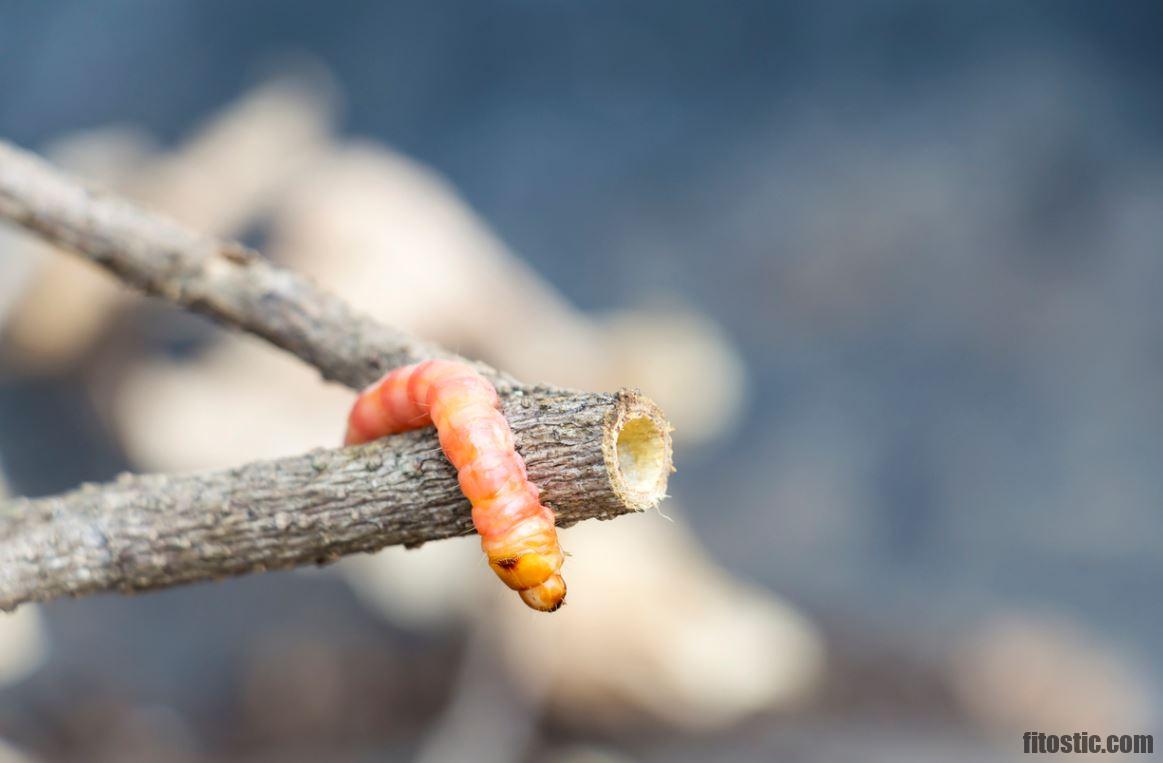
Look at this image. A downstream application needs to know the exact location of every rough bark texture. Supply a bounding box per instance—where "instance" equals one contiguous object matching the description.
[0,139,673,610]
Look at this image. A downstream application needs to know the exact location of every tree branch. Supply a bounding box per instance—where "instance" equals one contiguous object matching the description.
[0,139,672,610]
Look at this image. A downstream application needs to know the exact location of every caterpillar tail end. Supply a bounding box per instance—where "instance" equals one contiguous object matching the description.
[518,574,567,612]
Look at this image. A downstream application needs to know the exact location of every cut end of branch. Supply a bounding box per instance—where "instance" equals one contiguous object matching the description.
[604,390,673,511]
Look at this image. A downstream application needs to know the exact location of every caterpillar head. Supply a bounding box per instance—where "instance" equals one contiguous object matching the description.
[518,574,567,612]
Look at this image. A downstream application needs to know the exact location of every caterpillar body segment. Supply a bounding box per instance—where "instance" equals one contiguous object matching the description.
[344,360,567,612]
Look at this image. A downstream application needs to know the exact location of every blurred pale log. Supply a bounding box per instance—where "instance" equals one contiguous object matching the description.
[1,76,335,372]
[128,73,335,234]
[269,143,608,369]
[950,613,1156,736]
[115,332,353,470]
[268,144,746,444]
[345,504,824,731]
[342,535,481,629]
[490,511,824,731]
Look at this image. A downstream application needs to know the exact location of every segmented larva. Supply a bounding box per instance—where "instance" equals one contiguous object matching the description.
[344,360,567,612]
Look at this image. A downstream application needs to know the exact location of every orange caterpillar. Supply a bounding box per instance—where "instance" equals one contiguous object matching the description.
[345,360,566,612]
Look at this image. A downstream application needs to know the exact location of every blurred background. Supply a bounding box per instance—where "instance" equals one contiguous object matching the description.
[1,1,1162,761]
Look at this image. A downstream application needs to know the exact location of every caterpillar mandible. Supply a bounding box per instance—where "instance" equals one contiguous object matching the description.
[344,360,567,612]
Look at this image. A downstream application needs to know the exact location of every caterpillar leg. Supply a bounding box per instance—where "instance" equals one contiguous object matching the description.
[345,360,567,612]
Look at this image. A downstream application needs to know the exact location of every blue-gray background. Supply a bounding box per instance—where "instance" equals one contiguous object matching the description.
[1,2,1161,761]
